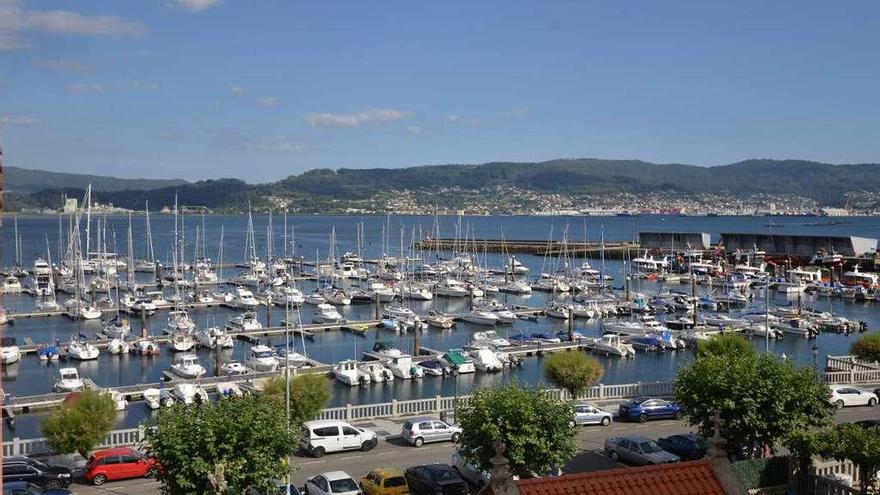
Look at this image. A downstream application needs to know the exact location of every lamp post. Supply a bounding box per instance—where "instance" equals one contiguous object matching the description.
[812,343,819,374]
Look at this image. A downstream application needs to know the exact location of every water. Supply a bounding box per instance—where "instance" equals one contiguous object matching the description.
[1,214,878,439]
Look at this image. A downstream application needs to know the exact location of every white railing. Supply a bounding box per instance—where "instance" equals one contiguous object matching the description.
[824,369,880,384]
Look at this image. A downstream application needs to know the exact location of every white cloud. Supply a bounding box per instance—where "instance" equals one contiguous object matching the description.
[176,0,222,12]
[230,85,244,96]
[305,108,412,128]
[1,114,37,125]
[406,125,423,135]
[257,96,277,107]
[65,82,102,93]
[0,1,145,50]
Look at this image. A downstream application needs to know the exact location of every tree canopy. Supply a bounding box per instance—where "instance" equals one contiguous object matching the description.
[695,333,755,359]
[675,351,833,454]
[262,374,332,425]
[542,351,603,398]
[145,396,297,495]
[456,382,577,479]
[42,390,117,458]
[850,333,880,362]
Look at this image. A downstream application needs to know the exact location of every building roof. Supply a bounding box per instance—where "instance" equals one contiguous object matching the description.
[516,460,726,495]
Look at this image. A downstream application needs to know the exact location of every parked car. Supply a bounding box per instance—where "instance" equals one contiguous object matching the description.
[618,397,682,423]
[604,436,680,465]
[2,481,72,495]
[573,403,613,426]
[84,447,158,486]
[656,434,708,461]
[451,450,488,488]
[854,419,880,430]
[828,385,878,408]
[1,457,73,488]
[305,471,361,495]
[360,469,408,495]
[300,420,378,458]
[401,417,462,447]
[404,464,469,495]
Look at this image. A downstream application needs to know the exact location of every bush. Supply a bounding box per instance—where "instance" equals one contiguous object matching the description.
[851,333,880,362]
[262,374,331,424]
[543,351,603,398]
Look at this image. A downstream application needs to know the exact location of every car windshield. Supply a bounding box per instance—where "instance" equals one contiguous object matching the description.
[330,478,359,493]
[384,476,406,487]
[639,441,663,453]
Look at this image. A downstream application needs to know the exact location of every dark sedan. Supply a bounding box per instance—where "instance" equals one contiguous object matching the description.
[404,464,468,495]
[618,397,683,423]
[657,434,708,461]
[2,481,72,495]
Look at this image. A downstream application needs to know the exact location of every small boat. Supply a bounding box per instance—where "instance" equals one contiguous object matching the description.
[275,346,309,368]
[2,276,22,293]
[105,390,127,411]
[215,382,244,399]
[460,309,499,326]
[142,388,175,410]
[312,303,343,324]
[195,326,234,349]
[67,338,100,360]
[386,354,423,379]
[171,383,209,404]
[333,360,371,386]
[590,334,636,357]
[35,298,61,311]
[170,354,206,379]
[426,310,455,329]
[544,302,571,319]
[135,337,161,355]
[304,292,326,305]
[229,286,260,309]
[472,330,511,347]
[1,337,21,365]
[0,308,11,326]
[36,344,60,361]
[442,349,476,374]
[418,359,449,376]
[220,361,248,375]
[102,317,131,339]
[166,310,196,334]
[169,331,195,352]
[359,362,394,382]
[226,312,263,331]
[108,338,131,355]
[470,347,503,372]
[373,341,403,358]
[245,344,279,372]
[54,367,85,392]
[499,280,532,295]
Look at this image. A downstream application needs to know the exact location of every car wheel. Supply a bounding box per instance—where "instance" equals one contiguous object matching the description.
[413,437,424,447]
[869,397,877,407]
[451,432,461,443]
[44,480,63,489]
[609,450,620,461]
[362,440,376,451]
[601,417,611,426]
[311,446,325,458]
[639,413,648,423]
[146,467,158,478]
[92,474,108,486]
[835,400,845,409]
[674,410,684,420]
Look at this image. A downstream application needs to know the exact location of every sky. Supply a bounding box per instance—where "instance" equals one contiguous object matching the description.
[1,0,879,182]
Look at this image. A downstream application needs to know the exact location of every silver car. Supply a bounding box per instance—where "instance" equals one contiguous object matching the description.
[573,403,613,426]
[401,417,462,447]
[604,435,680,465]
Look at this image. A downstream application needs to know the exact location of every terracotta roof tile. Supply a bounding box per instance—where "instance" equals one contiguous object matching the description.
[516,460,726,495]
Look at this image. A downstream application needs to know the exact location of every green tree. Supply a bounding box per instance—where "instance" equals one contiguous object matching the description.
[675,351,833,455]
[815,424,880,494]
[850,333,880,362]
[456,382,577,479]
[42,390,116,458]
[262,374,332,424]
[695,333,755,359]
[145,396,297,495]
[542,351,603,398]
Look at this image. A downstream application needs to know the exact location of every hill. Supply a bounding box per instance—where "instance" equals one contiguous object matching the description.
[2,166,188,194]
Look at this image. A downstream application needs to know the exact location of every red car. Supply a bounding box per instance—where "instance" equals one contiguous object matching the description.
[84,447,157,486]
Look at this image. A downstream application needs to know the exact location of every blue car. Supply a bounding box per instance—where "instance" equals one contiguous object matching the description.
[618,397,682,423]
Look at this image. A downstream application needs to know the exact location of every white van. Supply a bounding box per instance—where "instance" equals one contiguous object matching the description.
[300,420,378,458]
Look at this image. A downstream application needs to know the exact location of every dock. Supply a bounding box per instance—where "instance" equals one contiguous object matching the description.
[415,238,638,259]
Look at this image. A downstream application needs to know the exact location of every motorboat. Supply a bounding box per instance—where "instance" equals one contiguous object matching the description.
[105,390,127,411]
[320,287,351,306]
[275,346,309,368]
[312,303,343,324]
[220,361,248,375]
[359,362,394,382]
[166,310,195,334]
[365,281,396,302]
[54,368,85,392]
[304,292,326,305]
[381,316,413,333]
[135,337,161,355]
[426,310,455,329]
[2,276,22,293]
[703,314,750,329]
[333,360,371,386]
[245,344,279,372]
[470,347,503,372]
[0,308,9,326]
[125,295,157,315]
[373,341,403,358]
[36,344,60,361]
[442,349,476,374]
[386,354,423,379]
[499,280,532,295]
[229,286,260,309]
[460,308,499,326]
[544,302,571,319]
[35,298,60,311]
[67,339,99,360]
[102,316,131,339]
[472,330,511,348]
[434,278,469,297]
[590,334,636,357]
[418,359,449,376]
[146,291,169,307]
[142,388,175,410]
[169,331,195,352]
[398,284,434,301]
[273,286,305,306]
[530,332,562,344]
[108,338,131,355]
[195,326,234,349]
[192,289,216,304]
[226,312,263,331]
[507,256,530,275]
[64,299,102,320]
[571,302,600,319]
[1,337,21,365]
[171,383,209,404]
[170,354,207,379]
[216,382,244,399]
[477,300,517,323]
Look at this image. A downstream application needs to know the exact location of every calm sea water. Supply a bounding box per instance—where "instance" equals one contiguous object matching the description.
[2,214,879,439]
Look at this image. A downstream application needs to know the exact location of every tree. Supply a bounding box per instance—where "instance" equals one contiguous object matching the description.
[456,383,577,479]
[145,396,297,495]
[42,390,116,458]
[675,351,833,456]
[695,333,755,359]
[262,374,332,424]
[851,333,880,362]
[814,424,880,494]
[542,351,603,398]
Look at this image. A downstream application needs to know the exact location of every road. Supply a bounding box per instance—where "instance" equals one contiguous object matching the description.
[71,405,880,495]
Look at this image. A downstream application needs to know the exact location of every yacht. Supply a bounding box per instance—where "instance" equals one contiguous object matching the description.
[170,354,207,379]
[434,278,469,298]
[499,280,532,295]
[386,354,423,379]
[226,312,263,332]
[220,361,249,375]
[460,308,499,326]
[245,344,279,372]
[398,283,434,301]
[54,368,85,392]
[312,303,343,324]
[166,310,195,334]
[169,331,195,352]
[470,347,504,372]
[273,286,305,306]
[426,310,455,329]
[507,256,530,275]
[632,252,670,273]
[195,326,234,349]
[333,359,371,386]
[64,299,102,320]
[229,286,259,309]
[108,338,131,355]
[276,346,309,368]
[359,362,394,382]
[67,339,100,360]
[304,292,326,305]
[472,330,511,347]
[320,287,351,306]
[1,337,21,365]
[365,281,396,302]
[135,336,161,355]
[478,300,517,323]
[544,302,571,319]
[102,316,131,339]
[589,334,636,357]
[442,349,476,374]
[171,383,209,404]
[2,276,22,293]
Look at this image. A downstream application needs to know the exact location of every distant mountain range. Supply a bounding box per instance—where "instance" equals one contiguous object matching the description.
[6,158,880,212]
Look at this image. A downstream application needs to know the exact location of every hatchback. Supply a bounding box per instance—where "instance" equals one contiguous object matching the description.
[360,469,408,495]
[828,385,878,408]
[573,403,613,426]
[84,447,158,486]
[401,418,462,447]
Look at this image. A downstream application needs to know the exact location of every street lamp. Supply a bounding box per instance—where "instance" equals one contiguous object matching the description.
[812,343,819,373]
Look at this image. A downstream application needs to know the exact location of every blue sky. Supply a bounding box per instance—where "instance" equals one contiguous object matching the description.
[1,0,879,182]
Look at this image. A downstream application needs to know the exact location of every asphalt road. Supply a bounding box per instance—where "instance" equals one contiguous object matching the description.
[71,405,880,495]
